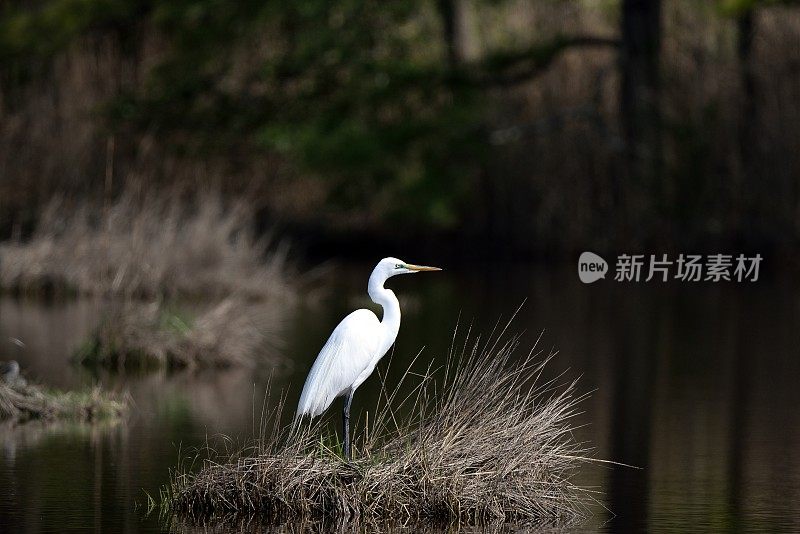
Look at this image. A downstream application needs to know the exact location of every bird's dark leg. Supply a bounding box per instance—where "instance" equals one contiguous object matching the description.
[342,390,354,461]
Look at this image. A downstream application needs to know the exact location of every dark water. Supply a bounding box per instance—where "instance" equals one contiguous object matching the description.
[0,263,798,533]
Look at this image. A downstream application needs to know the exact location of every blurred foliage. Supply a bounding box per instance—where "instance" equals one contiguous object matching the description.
[0,0,138,60]
[0,0,489,228]
[4,1,798,255]
[0,0,619,230]
[717,0,799,15]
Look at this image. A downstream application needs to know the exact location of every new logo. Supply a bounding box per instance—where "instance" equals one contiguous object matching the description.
[578,252,608,284]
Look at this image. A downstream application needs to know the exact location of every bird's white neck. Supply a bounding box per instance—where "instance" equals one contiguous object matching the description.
[368,271,401,353]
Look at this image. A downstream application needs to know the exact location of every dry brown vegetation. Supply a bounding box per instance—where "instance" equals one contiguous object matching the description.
[0,380,125,423]
[1,189,299,371]
[74,299,285,370]
[0,192,294,300]
[165,328,596,527]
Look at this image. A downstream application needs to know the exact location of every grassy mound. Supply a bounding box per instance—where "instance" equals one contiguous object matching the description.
[74,299,283,370]
[0,192,294,300]
[0,380,125,423]
[165,328,595,527]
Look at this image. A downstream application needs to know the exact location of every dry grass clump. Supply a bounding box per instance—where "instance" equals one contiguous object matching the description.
[166,327,595,527]
[0,192,294,301]
[0,381,125,423]
[74,299,283,370]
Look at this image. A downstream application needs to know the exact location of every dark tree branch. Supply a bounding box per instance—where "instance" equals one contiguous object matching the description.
[457,35,620,88]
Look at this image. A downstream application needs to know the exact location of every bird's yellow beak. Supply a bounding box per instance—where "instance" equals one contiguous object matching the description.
[405,264,442,272]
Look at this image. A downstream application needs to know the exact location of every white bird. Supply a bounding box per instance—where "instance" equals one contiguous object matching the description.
[296,257,441,459]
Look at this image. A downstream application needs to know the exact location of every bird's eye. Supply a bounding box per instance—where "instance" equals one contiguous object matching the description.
[395,264,403,269]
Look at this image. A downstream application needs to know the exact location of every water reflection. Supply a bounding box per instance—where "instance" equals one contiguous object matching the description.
[0,264,797,532]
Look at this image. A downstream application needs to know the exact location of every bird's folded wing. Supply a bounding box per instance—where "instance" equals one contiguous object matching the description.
[296,309,381,418]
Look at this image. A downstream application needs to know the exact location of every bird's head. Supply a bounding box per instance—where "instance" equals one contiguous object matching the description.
[375,257,442,279]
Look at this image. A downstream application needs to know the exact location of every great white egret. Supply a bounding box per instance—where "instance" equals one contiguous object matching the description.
[296,257,441,459]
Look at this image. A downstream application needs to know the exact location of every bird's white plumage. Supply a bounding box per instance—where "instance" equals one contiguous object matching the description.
[296,309,383,417]
[295,257,440,439]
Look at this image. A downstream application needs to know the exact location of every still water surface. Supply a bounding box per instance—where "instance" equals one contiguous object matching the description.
[0,263,798,533]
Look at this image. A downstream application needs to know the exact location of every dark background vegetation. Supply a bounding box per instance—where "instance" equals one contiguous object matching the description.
[1,0,798,262]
